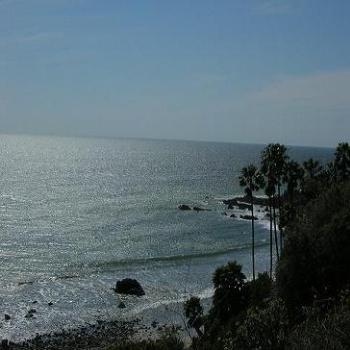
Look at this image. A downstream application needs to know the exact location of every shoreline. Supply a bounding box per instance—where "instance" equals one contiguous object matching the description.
[1,299,198,349]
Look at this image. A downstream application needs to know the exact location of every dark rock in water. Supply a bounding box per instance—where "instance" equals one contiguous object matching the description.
[4,314,11,321]
[178,204,191,211]
[114,279,145,297]
[32,300,38,304]
[224,195,269,208]
[227,202,236,210]
[1,339,9,349]
[222,212,227,216]
[118,302,126,309]
[230,213,236,218]
[48,302,53,306]
[240,215,258,220]
[237,202,251,210]
[193,206,211,212]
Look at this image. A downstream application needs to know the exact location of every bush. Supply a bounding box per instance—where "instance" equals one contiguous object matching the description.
[224,298,289,350]
[108,333,184,350]
[184,296,203,337]
[288,302,350,350]
[277,183,350,311]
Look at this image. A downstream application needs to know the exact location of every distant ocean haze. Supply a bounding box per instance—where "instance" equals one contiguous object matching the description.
[0,134,334,341]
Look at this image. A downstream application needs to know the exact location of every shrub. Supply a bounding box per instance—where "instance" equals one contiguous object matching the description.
[288,302,350,350]
[224,299,289,350]
[108,333,184,350]
[277,183,350,311]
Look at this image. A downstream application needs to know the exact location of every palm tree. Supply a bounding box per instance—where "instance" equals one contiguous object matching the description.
[261,144,289,253]
[239,164,264,281]
[283,160,304,202]
[265,179,277,277]
[303,158,322,179]
[334,142,350,180]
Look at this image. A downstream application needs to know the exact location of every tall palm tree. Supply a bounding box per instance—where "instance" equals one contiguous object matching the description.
[334,142,350,180]
[261,144,289,253]
[283,160,304,202]
[265,179,277,277]
[239,164,264,281]
[303,158,322,179]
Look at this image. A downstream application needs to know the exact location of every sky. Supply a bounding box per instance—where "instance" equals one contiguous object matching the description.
[0,0,349,147]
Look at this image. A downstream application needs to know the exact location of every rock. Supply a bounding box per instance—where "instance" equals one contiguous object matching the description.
[240,215,258,220]
[32,300,38,304]
[230,214,236,218]
[223,196,269,207]
[118,302,126,309]
[48,302,53,306]
[1,339,9,349]
[222,212,227,216]
[178,204,191,211]
[114,279,145,297]
[4,314,11,321]
[237,202,251,210]
[227,202,236,210]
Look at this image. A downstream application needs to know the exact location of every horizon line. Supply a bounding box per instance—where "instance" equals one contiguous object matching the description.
[0,131,336,150]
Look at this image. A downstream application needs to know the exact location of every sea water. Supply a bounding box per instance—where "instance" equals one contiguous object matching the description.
[0,134,333,340]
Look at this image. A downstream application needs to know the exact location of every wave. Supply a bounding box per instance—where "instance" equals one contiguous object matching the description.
[91,241,269,271]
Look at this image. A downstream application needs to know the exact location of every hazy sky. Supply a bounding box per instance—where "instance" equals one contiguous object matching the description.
[0,0,349,147]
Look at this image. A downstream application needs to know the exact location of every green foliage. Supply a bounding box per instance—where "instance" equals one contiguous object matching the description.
[211,261,248,321]
[239,164,265,195]
[108,333,184,350]
[224,299,289,350]
[246,272,272,308]
[288,302,350,350]
[184,296,203,337]
[303,158,323,179]
[261,143,289,183]
[335,142,350,180]
[277,182,350,311]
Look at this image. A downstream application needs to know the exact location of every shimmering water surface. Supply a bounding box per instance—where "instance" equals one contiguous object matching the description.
[0,134,333,340]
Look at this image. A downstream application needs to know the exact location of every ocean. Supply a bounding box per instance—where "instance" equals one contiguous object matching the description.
[0,134,333,341]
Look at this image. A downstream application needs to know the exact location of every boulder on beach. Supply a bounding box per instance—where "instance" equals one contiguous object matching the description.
[230,213,236,218]
[114,279,145,297]
[178,204,191,211]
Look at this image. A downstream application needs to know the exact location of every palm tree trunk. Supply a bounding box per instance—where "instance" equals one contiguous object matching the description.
[277,183,283,252]
[273,195,279,260]
[251,196,255,281]
[269,196,273,278]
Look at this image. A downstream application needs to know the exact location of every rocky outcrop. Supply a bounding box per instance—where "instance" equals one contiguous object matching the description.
[240,215,258,220]
[178,204,191,211]
[114,279,145,297]
[224,196,269,208]
[193,207,211,212]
